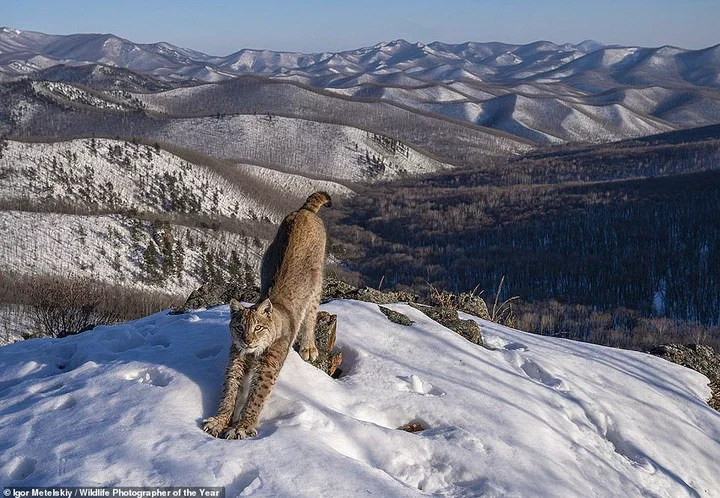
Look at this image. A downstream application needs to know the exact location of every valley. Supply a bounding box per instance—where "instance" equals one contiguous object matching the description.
[0,27,718,349]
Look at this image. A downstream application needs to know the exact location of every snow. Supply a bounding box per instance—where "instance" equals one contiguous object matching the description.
[154,115,448,182]
[1,300,718,496]
[0,138,276,221]
[0,211,264,297]
[230,163,353,200]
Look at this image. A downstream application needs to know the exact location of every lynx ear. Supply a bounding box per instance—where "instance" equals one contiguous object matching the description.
[230,298,243,313]
[259,298,273,316]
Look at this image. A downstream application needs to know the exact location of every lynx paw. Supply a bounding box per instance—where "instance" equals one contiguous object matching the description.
[300,344,319,362]
[223,423,258,440]
[202,416,229,438]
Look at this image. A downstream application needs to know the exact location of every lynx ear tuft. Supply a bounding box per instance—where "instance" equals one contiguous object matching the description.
[259,298,273,316]
[230,298,243,313]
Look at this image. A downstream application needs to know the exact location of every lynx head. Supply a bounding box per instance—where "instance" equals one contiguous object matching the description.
[229,298,278,355]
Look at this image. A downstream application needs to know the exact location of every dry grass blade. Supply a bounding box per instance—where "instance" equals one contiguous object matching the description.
[491,276,519,325]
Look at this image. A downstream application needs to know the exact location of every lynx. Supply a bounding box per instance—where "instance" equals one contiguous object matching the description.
[203,191,331,439]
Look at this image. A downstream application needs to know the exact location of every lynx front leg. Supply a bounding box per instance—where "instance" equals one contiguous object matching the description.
[224,339,290,439]
[203,347,254,437]
[299,300,320,361]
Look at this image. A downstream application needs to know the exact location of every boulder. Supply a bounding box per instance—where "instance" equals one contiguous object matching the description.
[170,282,260,314]
[378,306,414,326]
[453,293,491,321]
[649,343,720,411]
[408,302,483,346]
[322,277,417,305]
[295,311,342,377]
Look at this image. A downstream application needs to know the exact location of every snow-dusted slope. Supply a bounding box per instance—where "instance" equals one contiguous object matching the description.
[2,27,720,149]
[0,211,263,295]
[2,27,718,90]
[158,115,449,182]
[0,138,352,221]
[0,300,718,496]
[0,138,265,219]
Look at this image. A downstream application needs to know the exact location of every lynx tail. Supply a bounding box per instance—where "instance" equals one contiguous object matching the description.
[300,191,332,213]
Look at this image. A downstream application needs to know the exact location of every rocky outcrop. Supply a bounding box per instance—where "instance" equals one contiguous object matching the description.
[447,293,491,321]
[322,277,417,305]
[294,312,343,377]
[649,344,720,411]
[378,306,414,326]
[174,278,489,377]
[408,302,483,346]
[170,282,260,314]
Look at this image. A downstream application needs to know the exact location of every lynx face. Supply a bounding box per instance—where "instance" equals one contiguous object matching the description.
[230,299,277,355]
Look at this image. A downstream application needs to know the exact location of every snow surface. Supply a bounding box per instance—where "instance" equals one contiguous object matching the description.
[155,115,448,182]
[1,300,718,496]
[0,139,274,221]
[3,28,720,148]
[0,211,264,297]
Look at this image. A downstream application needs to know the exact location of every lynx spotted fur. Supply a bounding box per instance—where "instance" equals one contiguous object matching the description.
[203,191,331,439]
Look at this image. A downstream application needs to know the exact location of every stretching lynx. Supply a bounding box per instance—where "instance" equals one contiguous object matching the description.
[203,191,331,439]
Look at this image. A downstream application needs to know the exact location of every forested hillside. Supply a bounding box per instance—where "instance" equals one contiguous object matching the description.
[328,126,720,347]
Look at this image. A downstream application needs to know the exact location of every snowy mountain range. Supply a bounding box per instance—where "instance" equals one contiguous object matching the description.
[1,27,719,89]
[1,299,718,495]
[2,27,720,149]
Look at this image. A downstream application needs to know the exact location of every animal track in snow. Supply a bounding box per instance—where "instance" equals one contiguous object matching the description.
[421,425,486,452]
[605,424,656,473]
[125,368,172,387]
[563,392,658,475]
[481,333,528,352]
[195,345,223,359]
[106,331,147,353]
[53,395,78,410]
[149,335,171,348]
[504,342,528,351]
[520,360,566,390]
[5,456,37,481]
[28,382,64,395]
[53,344,78,360]
[398,375,445,397]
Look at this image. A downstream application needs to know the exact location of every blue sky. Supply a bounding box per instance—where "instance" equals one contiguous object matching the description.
[4,0,718,54]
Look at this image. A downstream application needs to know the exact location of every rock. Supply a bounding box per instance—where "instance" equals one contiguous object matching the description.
[378,306,414,326]
[453,293,491,321]
[649,343,720,411]
[321,278,360,302]
[170,282,260,314]
[400,422,425,433]
[322,277,417,305]
[408,302,483,346]
[428,290,491,321]
[295,312,342,377]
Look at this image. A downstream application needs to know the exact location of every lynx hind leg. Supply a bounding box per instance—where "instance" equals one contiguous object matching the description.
[299,300,320,362]
[203,349,254,437]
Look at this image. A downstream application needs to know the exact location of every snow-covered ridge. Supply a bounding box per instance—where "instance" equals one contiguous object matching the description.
[2,28,719,149]
[0,137,354,340]
[154,115,450,182]
[0,138,264,219]
[31,80,144,111]
[0,210,263,295]
[0,138,352,220]
[0,27,717,90]
[0,300,718,495]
